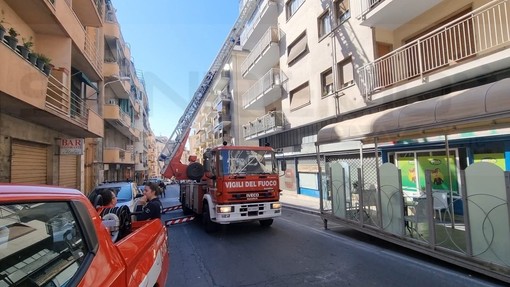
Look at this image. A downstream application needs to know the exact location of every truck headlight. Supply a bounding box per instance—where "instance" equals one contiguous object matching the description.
[271,203,281,209]
[217,206,234,213]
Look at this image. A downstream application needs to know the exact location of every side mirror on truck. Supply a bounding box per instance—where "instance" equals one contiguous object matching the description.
[280,161,287,172]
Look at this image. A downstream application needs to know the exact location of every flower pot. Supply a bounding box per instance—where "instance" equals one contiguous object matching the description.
[43,64,54,76]
[4,35,18,50]
[17,45,29,59]
[28,53,38,65]
[36,58,45,70]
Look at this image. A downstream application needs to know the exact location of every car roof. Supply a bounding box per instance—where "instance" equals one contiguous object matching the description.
[95,182,133,188]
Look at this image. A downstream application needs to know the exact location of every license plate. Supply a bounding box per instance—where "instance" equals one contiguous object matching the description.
[248,206,259,212]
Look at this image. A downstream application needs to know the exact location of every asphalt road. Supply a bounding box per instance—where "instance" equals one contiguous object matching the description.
[161,185,505,287]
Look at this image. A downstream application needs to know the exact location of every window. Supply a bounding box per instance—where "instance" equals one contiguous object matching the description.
[318,11,331,39]
[286,0,305,19]
[0,202,89,286]
[287,32,308,65]
[337,57,354,88]
[290,82,310,111]
[335,0,350,25]
[321,68,334,96]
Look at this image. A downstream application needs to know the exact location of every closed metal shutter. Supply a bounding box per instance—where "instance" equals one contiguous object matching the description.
[59,155,78,189]
[11,141,48,184]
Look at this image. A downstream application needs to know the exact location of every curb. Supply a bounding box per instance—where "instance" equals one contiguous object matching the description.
[282,203,321,215]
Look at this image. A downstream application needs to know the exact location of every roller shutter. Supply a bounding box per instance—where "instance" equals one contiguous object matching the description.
[11,141,48,184]
[59,155,78,189]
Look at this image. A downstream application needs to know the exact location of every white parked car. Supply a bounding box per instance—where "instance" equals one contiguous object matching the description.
[89,182,142,212]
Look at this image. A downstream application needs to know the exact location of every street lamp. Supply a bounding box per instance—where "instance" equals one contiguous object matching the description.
[104,76,131,88]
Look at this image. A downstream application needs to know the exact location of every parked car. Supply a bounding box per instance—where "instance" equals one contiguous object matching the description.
[89,181,142,212]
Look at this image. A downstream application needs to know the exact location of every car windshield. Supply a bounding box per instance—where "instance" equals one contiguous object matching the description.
[95,185,132,202]
[219,149,277,175]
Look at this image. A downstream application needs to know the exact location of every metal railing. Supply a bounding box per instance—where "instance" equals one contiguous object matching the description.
[46,74,88,126]
[358,0,510,98]
[241,26,279,75]
[240,0,276,46]
[355,0,384,19]
[242,111,285,138]
[241,68,282,107]
[84,27,103,74]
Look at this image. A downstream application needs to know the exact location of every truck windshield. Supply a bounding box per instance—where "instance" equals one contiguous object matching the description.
[219,149,277,175]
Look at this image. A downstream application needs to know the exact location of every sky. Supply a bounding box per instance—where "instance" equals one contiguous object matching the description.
[113,1,240,138]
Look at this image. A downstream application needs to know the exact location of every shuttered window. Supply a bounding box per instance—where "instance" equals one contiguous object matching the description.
[321,68,333,96]
[287,32,308,64]
[290,82,310,111]
[11,141,48,184]
[338,57,354,88]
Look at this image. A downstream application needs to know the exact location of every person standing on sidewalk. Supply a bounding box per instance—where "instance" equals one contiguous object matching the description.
[158,180,166,198]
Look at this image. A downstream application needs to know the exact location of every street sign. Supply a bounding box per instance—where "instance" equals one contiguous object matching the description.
[60,138,84,155]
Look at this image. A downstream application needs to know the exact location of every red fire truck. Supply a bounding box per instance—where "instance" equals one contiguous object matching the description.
[176,144,283,232]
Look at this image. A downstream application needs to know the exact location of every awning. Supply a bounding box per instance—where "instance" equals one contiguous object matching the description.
[317,78,510,145]
[71,69,99,92]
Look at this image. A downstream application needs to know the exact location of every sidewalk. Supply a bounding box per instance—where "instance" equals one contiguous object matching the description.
[280,189,320,215]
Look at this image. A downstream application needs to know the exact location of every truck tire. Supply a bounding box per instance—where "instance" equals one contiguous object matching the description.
[259,219,273,227]
[202,202,218,233]
[187,162,205,181]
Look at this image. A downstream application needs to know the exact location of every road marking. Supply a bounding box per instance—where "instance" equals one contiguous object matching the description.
[162,205,182,213]
[165,216,195,226]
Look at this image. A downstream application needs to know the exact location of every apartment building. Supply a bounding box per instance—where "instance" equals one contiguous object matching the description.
[190,48,259,158]
[103,0,149,184]
[0,0,151,192]
[231,0,510,281]
[0,0,104,191]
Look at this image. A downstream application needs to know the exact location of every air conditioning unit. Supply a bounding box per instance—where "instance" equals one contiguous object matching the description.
[108,99,116,105]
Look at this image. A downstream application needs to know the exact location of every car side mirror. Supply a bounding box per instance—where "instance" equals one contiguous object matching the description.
[280,161,287,172]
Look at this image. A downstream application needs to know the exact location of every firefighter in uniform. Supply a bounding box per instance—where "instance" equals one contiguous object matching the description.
[136,182,162,220]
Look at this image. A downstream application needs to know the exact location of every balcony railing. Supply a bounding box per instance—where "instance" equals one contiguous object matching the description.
[358,0,510,98]
[46,74,88,126]
[241,26,279,75]
[355,0,385,19]
[242,111,285,138]
[84,27,103,74]
[242,68,283,108]
[240,0,277,47]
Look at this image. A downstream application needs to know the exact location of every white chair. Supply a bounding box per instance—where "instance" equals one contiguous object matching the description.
[432,192,448,222]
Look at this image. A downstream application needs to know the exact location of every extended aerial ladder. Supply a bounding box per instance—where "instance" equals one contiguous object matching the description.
[159,0,258,179]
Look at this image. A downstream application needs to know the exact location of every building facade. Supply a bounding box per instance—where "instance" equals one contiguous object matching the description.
[185,0,510,280]
[0,0,104,192]
[102,0,149,184]
[0,0,151,193]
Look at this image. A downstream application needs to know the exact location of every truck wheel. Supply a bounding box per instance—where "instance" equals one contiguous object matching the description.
[259,219,273,227]
[202,202,218,233]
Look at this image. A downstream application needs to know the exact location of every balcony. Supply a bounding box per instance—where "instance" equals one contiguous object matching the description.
[6,0,102,79]
[240,0,278,50]
[211,69,231,92]
[67,0,102,27]
[104,104,138,139]
[241,27,279,78]
[242,111,286,140]
[242,68,284,109]
[103,147,135,164]
[355,0,442,30]
[0,44,103,138]
[213,113,232,132]
[358,0,510,101]
[133,100,141,115]
[104,64,131,98]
